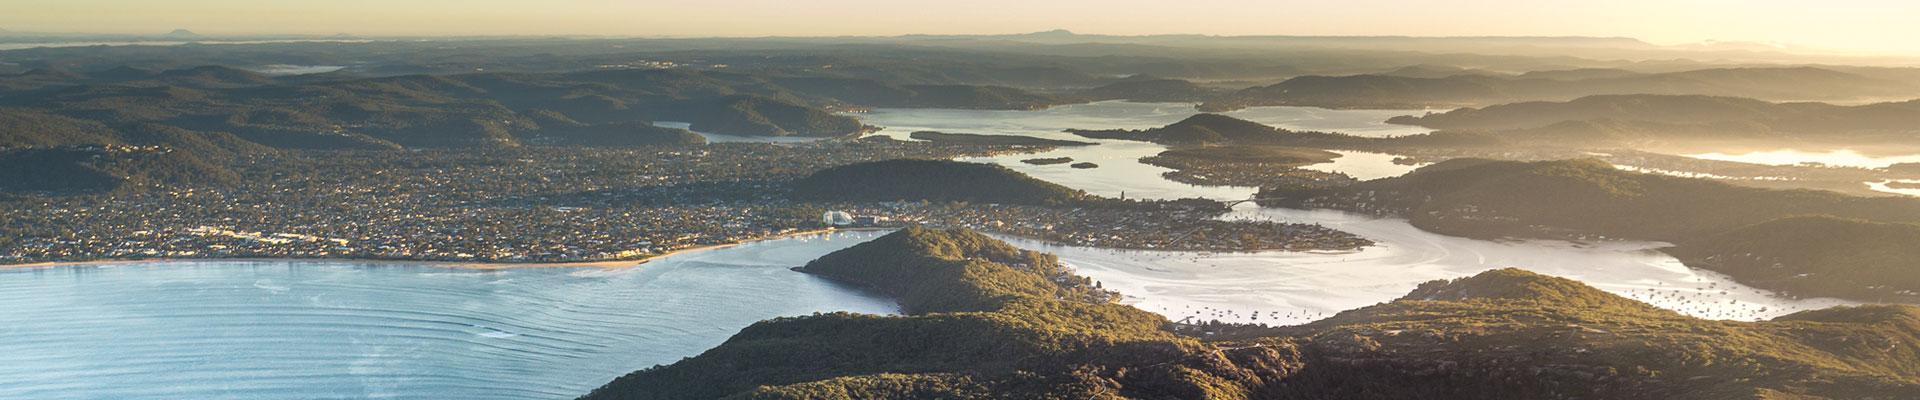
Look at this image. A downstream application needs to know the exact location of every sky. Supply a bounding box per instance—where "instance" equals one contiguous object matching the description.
[4,0,1918,55]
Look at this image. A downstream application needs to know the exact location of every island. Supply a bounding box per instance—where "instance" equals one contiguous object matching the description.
[1141,145,1350,187]
[1020,157,1075,165]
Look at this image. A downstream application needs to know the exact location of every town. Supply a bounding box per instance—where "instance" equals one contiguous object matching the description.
[0,139,1371,265]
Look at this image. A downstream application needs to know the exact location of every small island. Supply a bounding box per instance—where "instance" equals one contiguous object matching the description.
[1020,157,1075,165]
[1141,145,1353,188]
[1068,162,1098,169]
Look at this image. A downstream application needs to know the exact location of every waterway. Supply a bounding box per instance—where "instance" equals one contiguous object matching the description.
[0,101,1861,399]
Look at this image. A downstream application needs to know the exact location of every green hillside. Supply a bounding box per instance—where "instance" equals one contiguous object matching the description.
[1201,67,1919,111]
[580,229,1920,399]
[1260,158,1920,301]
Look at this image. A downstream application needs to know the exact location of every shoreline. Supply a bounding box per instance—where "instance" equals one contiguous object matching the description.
[0,223,1373,272]
[0,228,894,271]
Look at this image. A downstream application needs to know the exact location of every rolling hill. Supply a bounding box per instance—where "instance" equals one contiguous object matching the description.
[1200,67,1920,111]
[1387,94,1920,145]
[1260,158,1920,301]
[580,228,1920,399]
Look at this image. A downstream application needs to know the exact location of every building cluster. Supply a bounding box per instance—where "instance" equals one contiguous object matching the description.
[1152,160,1356,189]
[1,136,1383,265]
[0,140,1017,264]
[835,202,1373,252]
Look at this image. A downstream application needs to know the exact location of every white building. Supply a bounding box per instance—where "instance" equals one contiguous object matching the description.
[821,211,855,226]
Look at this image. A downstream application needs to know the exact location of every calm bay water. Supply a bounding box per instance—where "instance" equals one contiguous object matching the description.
[1685,148,1920,169]
[0,102,1860,398]
[0,232,896,399]
[860,103,1854,325]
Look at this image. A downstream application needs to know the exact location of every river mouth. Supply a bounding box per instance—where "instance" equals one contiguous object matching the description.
[0,102,1864,399]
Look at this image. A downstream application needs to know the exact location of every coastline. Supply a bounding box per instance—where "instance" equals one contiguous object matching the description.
[0,228,893,271]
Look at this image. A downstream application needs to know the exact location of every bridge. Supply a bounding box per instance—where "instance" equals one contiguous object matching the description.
[1223,197,1290,207]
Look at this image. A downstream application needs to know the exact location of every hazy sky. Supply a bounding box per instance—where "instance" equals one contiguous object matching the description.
[5,0,1918,54]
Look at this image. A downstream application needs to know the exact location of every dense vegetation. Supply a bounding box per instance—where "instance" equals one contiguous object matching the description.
[1070,113,1500,149]
[1069,113,1314,145]
[1080,76,1219,103]
[581,227,1199,399]
[523,113,707,146]
[1260,158,1920,301]
[0,67,880,150]
[1200,67,1919,110]
[582,229,1920,399]
[0,66,1099,193]
[1668,216,1920,302]
[1388,94,1920,145]
[791,159,1092,205]
[1144,146,1340,168]
[0,120,267,193]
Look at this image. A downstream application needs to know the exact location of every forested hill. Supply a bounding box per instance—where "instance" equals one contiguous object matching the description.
[0,65,1088,153]
[791,159,1092,205]
[1069,113,1500,148]
[1259,158,1920,302]
[1388,94,1920,144]
[579,228,1920,399]
[0,66,1091,193]
[1079,75,1219,102]
[1199,66,1920,110]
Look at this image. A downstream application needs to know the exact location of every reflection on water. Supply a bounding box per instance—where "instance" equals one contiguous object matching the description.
[861,101,1855,325]
[249,64,346,76]
[1301,150,1424,181]
[1019,206,1854,326]
[1686,149,1920,169]
[862,101,1433,142]
[1612,165,1794,181]
[1867,179,1920,197]
[0,101,1867,398]
[860,101,1431,199]
[0,231,898,399]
